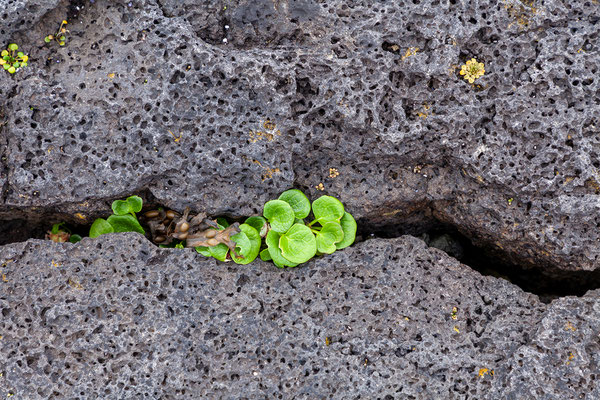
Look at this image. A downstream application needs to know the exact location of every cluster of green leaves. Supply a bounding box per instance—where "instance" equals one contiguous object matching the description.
[260,190,356,267]
[0,44,28,74]
[54,191,356,269]
[45,20,69,46]
[89,195,145,238]
[195,189,356,268]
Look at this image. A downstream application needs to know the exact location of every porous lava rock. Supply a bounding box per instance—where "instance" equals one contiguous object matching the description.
[0,2,599,270]
[0,0,61,45]
[1,234,597,399]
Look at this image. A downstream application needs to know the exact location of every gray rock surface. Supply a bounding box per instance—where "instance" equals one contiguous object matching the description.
[0,0,598,273]
[1,234,597,399]
[0,0,61,45]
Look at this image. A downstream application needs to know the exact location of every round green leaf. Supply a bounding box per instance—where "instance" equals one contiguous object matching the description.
[111,199,130,215]
[263,200,295,233]
[316,221,344,254]
[8,66,15,74]
[265,230,298,268]
[209,244,229,261]
[1,50,8,57]
[8,44,18,51]
[231,231,251,256]
[69,234,82,243]
[195,246,212,257]
[12,62,19,68]
[232,224,260,264]
[126,195,143,213]
[336,212,357,250]
[107,214,145,234]
[278,189,311,219]
[3,64,9,70]
[312,195,345,223]
[17,52,23,57]
[20,62,27,67]
[259,248,272,261]
[279,223,317,264]
[45,37,51,43]
[245,216,268,237]
[89,218,114,238]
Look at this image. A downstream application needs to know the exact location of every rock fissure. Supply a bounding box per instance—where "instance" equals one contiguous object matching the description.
[0,197,597,303]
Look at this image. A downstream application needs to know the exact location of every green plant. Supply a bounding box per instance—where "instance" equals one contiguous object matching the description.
[261,190,356,267]
[192,189,357,267]
[89,195,145,238]
[46,222,82,243]
[45,20,69,46]
[0,43,28,74]
[73,190,356,268]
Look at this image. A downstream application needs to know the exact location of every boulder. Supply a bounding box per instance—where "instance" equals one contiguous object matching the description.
[2,234,596,398]
[1,0,598,272]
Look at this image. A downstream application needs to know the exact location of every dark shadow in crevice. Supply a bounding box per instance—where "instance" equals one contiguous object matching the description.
[359,219,600,303]
[1,197,599,303]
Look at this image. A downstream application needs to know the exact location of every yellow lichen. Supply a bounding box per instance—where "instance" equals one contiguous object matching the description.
[402,47,419,61]
[451,307,458,320]
[328,168,340,178]
[460,58,485,83]
[565,321,576,331]
[68,278,83,290]
[315,183,325,191]
[504,0,539,28]
[242,157,281,181]
[168,130,182,143]
[417,103,432,118]
[478,368,489,378]
[249,119,281,143]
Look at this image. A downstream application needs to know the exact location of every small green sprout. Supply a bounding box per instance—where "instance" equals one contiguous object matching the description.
[46,222,82,243]
[89,195,145,238]
[0,43,28,74]
[77,190,357,268]
[45,20,69,46]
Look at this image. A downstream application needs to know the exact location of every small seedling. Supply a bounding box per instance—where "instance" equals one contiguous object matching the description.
[89,195,145,238]
[0,43,28,74]
[264,190,356,267]
[46,222,82,243]
[45,20,69,46]
[76,190,356,269]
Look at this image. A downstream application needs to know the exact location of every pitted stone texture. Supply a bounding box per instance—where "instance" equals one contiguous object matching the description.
[1,0,600,270]
[1,234,596,399]
[0,0,60,44]
[488,291,600,399]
